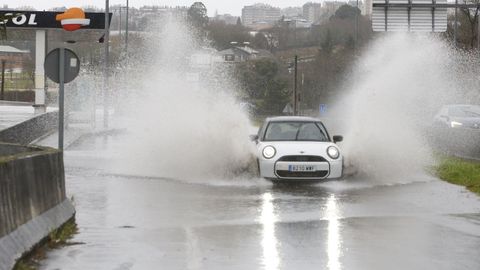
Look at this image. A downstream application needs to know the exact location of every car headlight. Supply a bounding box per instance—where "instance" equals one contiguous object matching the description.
[327,146,340,159]
[450,121,463,128]
[262,146,276,159]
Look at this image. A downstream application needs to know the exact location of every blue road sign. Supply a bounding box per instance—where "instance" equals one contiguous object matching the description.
[319,104,327,115]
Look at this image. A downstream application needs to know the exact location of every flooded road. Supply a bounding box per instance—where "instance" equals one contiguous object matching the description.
[40,134,480,270]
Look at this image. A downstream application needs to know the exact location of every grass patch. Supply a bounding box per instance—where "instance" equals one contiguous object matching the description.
[435,156,480,195]
[13,218,79,270]
[13,261,35,270]
[47,218,78,248]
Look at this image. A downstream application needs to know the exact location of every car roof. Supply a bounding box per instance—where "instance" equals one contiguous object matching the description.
[266,116,322,122]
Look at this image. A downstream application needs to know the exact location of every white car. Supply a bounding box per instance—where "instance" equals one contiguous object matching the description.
[251,116,344,181]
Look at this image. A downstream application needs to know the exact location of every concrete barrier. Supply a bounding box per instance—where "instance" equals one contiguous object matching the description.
[0,111,58,145]
[0,143,75,270]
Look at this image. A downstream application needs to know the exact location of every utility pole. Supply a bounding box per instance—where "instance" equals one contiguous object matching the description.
[119,7,122,35]
[355,0,359,54]
[125,0,129,56]
[454,0,458,47]
[104,0,110,128]
[477,8,480,49]
[293,55,298,116]
[1,60,5,100]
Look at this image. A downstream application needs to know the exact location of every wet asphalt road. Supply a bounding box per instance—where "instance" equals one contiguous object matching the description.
[39,135,480,270]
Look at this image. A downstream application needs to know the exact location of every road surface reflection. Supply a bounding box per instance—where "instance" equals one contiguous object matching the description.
[326,194,342,270]
[260,192,279,270]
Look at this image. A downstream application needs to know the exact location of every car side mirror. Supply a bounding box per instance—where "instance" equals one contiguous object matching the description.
[333,135,343,143]
[249,134,259,142]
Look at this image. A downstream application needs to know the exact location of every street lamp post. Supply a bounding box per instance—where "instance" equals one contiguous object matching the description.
[293,55,298,116]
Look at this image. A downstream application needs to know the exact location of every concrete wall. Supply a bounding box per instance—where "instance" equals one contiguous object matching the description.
[0,143,75,270]
[0,111,58,145]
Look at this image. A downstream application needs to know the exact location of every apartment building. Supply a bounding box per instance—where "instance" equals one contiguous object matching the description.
[241,4,282,27]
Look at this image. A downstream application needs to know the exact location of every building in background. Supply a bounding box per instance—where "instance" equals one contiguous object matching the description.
[363,0,372,17]
[302,2,322,23]
[283,18,312,29]
[0,45,31,73]
[218,45,259,63]
[323,1,345,17]
[212,13,240,25]
[281,7,303,18]
[242,4,282,28]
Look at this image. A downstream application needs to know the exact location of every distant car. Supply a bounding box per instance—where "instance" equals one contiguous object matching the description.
[251,116,344,181]
[434,104,480,129]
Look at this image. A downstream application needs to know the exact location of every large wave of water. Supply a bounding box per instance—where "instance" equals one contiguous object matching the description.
[332,33,479,180]
[110,18,256,181]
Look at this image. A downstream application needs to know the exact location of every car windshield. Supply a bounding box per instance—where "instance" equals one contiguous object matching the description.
[264,121,329,141]
[448,106,480,118]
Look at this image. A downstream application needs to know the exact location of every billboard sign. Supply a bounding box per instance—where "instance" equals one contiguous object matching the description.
[0,9,111,30]
[372,0,448,32]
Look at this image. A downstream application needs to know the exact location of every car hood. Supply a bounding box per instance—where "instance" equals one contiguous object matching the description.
[257,141,341,161]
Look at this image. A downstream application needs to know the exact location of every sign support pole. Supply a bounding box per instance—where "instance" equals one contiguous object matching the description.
[45,48,80,150]
[1,60,5,100]
[58,47,65,150]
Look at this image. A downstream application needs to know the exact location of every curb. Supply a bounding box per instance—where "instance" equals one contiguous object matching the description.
[0,200,75,270]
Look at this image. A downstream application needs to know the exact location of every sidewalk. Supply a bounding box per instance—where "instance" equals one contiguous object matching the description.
[33,127,91,149]
[0,103,57,131]
[0,103,119,149]
[34,109,122,149]
[0,105,37,131]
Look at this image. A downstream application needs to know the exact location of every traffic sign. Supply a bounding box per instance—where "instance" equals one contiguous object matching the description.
[319,104,327,115]
[283,103,294,114]
[44,48,80,150]
[44,48,79,83]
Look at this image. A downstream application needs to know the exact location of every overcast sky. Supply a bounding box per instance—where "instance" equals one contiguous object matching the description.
[3,1,324,16]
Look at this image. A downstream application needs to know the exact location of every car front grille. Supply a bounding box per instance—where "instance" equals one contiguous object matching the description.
[276,170,329,178]
[278,155,327,162]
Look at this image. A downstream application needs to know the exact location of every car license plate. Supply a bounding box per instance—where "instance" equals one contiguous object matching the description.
[288,165,315,172]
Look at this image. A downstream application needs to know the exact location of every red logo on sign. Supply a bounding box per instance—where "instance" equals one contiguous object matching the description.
[55,8,90,31]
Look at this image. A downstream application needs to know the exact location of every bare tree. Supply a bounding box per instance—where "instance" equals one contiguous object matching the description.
[460,0,480,48]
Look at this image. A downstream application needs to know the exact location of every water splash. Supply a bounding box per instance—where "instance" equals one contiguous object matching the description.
[333,33,480,180]
[111,17,256,181]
